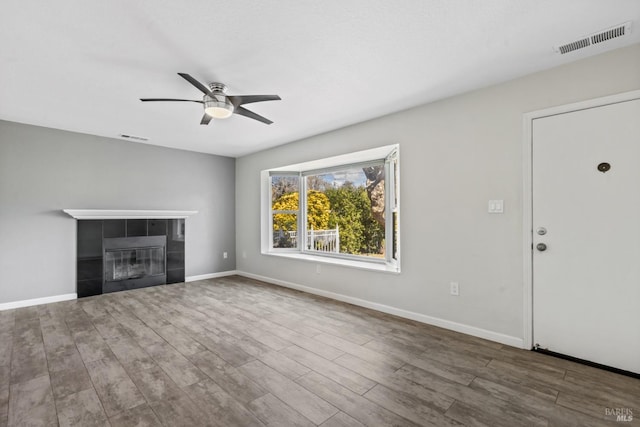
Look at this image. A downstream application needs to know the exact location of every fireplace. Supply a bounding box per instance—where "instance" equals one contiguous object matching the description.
[103,235,166,293]
[72,216,191,298]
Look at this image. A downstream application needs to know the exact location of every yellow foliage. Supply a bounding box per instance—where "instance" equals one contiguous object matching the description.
[272,191,330,231]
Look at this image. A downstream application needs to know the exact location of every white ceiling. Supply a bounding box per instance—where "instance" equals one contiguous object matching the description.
[1,1,638,157]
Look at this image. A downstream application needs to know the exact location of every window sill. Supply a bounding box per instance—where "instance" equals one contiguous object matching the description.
[263,251,401,274]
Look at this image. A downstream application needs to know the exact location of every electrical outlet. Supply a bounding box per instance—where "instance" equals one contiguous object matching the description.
[223,252,228,259]
[316,264,321,274]
[242,251,247,259]
[450,282,459,296]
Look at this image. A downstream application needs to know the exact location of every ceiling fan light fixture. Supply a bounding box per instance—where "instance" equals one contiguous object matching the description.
[204,98,234,119]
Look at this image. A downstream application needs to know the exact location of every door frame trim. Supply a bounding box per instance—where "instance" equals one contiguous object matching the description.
[522,89,640,350]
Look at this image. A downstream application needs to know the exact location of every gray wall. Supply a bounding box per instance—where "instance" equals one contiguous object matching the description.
[0,122,236,304]
[236,44,640,343]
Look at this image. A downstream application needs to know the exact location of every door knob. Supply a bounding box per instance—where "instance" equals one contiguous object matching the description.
[536,243,547,251]
[537,227,547,236]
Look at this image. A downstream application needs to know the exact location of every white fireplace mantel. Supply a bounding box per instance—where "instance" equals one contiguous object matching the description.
[62,209,198,220]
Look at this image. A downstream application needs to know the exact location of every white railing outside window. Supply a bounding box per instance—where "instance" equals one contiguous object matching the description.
[289,226,340,253]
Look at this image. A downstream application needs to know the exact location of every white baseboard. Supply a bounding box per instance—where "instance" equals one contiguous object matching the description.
[0,293,77,311]
[237,271,525,349]
[185,270,238,282]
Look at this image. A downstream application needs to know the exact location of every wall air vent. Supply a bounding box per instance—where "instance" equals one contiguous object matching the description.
[554,22,632,54]
[591,22,629,45]
[119,134,149,142]
[557,38,591,54]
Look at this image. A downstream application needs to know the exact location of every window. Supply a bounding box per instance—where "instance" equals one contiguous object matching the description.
[264,145,400,272]
[303,162,385,257]
[271,174,300,249]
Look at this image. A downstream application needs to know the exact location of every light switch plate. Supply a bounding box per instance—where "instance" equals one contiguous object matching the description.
[450,282,459,296]
[488,200,504,213]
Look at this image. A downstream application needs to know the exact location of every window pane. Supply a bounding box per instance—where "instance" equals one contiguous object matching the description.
[273,213,298,248]
[272,174,300,249]
[392,211,399,260]
[306,164,385,257]
[393,156,399,208]
[271,175,299,210]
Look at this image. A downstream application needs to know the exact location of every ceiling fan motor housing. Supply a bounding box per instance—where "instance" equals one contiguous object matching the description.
[208,82,228,93]
[204,83,234,118]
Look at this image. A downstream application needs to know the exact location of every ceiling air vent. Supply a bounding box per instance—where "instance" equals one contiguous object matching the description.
[554,22,632,54]
[119,134,149,142]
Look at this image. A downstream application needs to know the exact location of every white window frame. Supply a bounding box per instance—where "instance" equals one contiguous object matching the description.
[261,144,400,273]
[269,172,301,252]
[387,149,400,266]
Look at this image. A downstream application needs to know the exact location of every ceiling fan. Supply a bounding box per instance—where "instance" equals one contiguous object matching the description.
[140,73,281,125]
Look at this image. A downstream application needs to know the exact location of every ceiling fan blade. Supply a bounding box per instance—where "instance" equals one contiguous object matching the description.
[234,106,273,125]
[227,95,281,107]
[140,98,204,103]
[200,114,213,125]
[178,73,213,96]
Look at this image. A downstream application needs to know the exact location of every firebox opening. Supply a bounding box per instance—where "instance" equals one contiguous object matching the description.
[102,235,167,293]
[105,246,165,282]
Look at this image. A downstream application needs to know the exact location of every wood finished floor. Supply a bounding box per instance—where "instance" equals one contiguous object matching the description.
[1,276,638,426]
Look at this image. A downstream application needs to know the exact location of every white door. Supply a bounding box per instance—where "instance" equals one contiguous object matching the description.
[532,98,640,374]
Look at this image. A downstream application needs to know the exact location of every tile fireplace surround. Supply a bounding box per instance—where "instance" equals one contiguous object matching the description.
[63,210,197,298]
